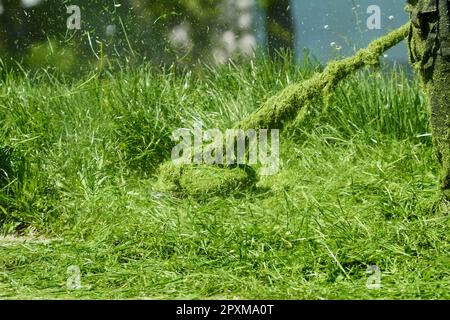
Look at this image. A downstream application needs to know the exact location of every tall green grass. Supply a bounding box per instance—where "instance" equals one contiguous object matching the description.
[0,55,448,299]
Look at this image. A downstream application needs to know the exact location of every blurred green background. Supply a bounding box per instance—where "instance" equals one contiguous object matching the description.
[0,0,295,73]
[0,0,409,73]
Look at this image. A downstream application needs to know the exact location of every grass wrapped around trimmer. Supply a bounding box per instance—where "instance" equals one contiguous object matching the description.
[236,23,410,131]
[155,23,411,198]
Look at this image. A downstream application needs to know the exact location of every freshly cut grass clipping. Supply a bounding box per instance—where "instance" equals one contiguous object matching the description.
[155,23,410,198]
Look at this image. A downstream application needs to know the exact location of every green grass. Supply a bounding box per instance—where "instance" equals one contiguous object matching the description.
[0,55,449,299]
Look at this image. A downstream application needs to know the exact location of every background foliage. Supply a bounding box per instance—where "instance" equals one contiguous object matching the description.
[0,0,294,72]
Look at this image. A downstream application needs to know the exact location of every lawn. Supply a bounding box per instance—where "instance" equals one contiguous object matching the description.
[0,56,449,299]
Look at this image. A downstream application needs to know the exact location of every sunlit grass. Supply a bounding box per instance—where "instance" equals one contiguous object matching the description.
[0,56,448,299]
